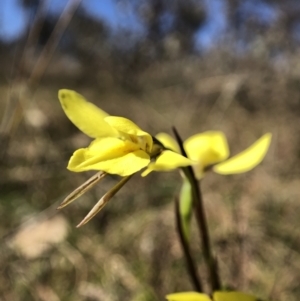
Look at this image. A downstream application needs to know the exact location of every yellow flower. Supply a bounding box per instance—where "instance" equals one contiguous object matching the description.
[59,89,193,177]
[151,131,272,179]
[58,89,194,227]
[166,291,263,301]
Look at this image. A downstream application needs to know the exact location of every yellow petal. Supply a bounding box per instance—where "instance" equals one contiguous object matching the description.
[213,133,272,175]
[68,137,150,176]
[213,291,258,301]
[166,292,212,301]
[184,131,229,165]
[58,89,118,138]
[87,137,139,159]
[184,131,229,179]
[104,116,153,152]
[141,150,194,176]
[68,137,139,168]
[85,150,150,176]
[156,132,180,152]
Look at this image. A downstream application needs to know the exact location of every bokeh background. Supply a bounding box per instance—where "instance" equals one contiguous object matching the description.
[1,0,300,300]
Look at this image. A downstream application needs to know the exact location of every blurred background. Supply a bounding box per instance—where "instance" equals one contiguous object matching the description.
[1,0,300,300]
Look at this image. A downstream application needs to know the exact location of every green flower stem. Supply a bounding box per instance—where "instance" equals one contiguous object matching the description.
[192,179,221,293]
[175,197,203,292]
[173,127,221,293]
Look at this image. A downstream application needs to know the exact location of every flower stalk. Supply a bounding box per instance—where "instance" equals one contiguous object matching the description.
[175,197,203,292]
[173,127,221,293]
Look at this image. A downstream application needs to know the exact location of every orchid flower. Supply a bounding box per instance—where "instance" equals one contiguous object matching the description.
[58,89,193,226]
[148,131,271,242]
[166,291,265,301]
[59,89,193,176]
[149,131,272,179]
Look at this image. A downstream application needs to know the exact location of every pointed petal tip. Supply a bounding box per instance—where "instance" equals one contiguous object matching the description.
[57,198,74,210]
[76,220,85,228]
[57,200,68,210]
[58,88,67,96]
[76,208,100,227]
[265,132,272,142]
[57,202,68,210]
[213,132,272,175]
[58,172,107,210]
[58,89,73,102]
[75,176,132,228]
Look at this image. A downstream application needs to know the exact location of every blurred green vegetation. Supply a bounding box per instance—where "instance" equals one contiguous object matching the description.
[1,1,300,300]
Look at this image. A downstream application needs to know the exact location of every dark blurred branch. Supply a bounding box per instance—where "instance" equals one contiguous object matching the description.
[28,0,82,87]
[0,0,48,138]
[19,0,49,77]
[0,0,82,161]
